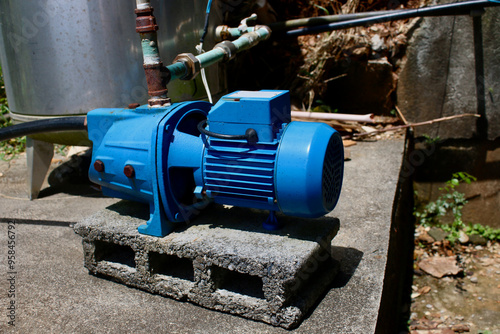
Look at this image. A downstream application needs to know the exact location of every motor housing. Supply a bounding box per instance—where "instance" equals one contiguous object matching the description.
[87,90,344,237]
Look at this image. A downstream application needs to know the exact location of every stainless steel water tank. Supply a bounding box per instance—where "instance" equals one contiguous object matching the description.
[0,0,226,127]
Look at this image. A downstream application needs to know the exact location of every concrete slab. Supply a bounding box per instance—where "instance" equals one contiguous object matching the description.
[0,138,406,333]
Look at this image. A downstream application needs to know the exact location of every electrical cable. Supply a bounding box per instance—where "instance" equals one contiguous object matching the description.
[197,119,258,143]
[0,116,87,142]
[283,0,499,37]
[200,0,213,46]
[197,0,214,104]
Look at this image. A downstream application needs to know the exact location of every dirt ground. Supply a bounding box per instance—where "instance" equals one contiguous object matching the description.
[410,236,500,334]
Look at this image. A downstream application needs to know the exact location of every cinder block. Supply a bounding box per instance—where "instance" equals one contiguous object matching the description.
[74,201,340,329]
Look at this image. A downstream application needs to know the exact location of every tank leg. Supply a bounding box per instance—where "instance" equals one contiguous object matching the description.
[26,137,54,200]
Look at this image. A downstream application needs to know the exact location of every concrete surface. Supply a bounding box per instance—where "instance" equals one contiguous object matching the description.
[0,138,405,333]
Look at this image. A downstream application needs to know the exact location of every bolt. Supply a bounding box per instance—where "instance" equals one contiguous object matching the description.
[94,160,105,172]
[128,103,140,109]
[124,165,135,178]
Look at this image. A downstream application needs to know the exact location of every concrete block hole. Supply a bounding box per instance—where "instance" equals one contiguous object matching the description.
[211,266,265,299]
[149,252,195,282]
[94,241,136,268]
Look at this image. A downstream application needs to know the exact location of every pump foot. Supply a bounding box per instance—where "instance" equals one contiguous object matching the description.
[138,201,177,237]
[262,211,283,230]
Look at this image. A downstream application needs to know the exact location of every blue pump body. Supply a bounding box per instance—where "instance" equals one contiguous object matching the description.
[87,90,344,237]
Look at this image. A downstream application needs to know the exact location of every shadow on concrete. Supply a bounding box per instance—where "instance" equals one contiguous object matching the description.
[38,184,104,199]
[290,247,363,328]
[37,151,106,199]
[103,200,341,243]
[330,246,364,288]
[0,217,73,227]
[194,204,340,243]
[105,200,150,221]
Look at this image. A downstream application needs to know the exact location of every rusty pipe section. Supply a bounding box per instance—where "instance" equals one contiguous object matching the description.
[135,0,171,107]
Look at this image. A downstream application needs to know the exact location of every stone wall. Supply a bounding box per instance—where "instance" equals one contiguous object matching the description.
[397,5,500,140]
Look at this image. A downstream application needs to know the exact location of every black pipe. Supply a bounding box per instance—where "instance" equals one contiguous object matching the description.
[284,0,499,37]
[268,10,394,32]
[0,116,87,142]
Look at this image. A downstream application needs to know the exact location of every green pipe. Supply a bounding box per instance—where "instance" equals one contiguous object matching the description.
[232,27,270,50]
[167,62,188,82]
[140,35,161,64]
[197,49,226,69]
[166,27,270,81]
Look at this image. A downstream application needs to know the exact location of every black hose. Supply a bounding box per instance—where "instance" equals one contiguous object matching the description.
[0,116,87,142]
[268,10,394,32]
[197,119,258,143]
[284,0,499,37]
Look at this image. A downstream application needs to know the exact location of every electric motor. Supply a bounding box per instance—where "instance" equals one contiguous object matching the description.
[87,90,344,237]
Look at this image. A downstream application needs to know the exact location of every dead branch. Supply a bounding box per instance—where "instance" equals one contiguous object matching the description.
[354,113,480,138]
[394,105,408,125]
[323,73,347,83]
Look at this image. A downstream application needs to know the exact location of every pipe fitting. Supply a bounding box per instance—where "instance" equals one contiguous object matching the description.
[173,53,201,80]
[143,62,170,97]
[254,25,272,39]
[214,41,238,61]
[215,25,272,41]
[239,28,271,50]
[148,97,171,107]
[215,25,231,41]
[135,7,158,33]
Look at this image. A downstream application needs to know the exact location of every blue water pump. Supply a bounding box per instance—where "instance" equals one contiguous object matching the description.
[87,90,344,237]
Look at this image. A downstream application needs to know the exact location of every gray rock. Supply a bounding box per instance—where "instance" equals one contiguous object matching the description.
[370,34,385,52]
[458,230,469,244]
[428,227,448,242]
[469,234,487,245]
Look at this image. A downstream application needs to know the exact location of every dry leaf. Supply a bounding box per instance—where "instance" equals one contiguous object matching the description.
[418,256,463,278]
[419,286,431,295]
[342,139,357,147]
